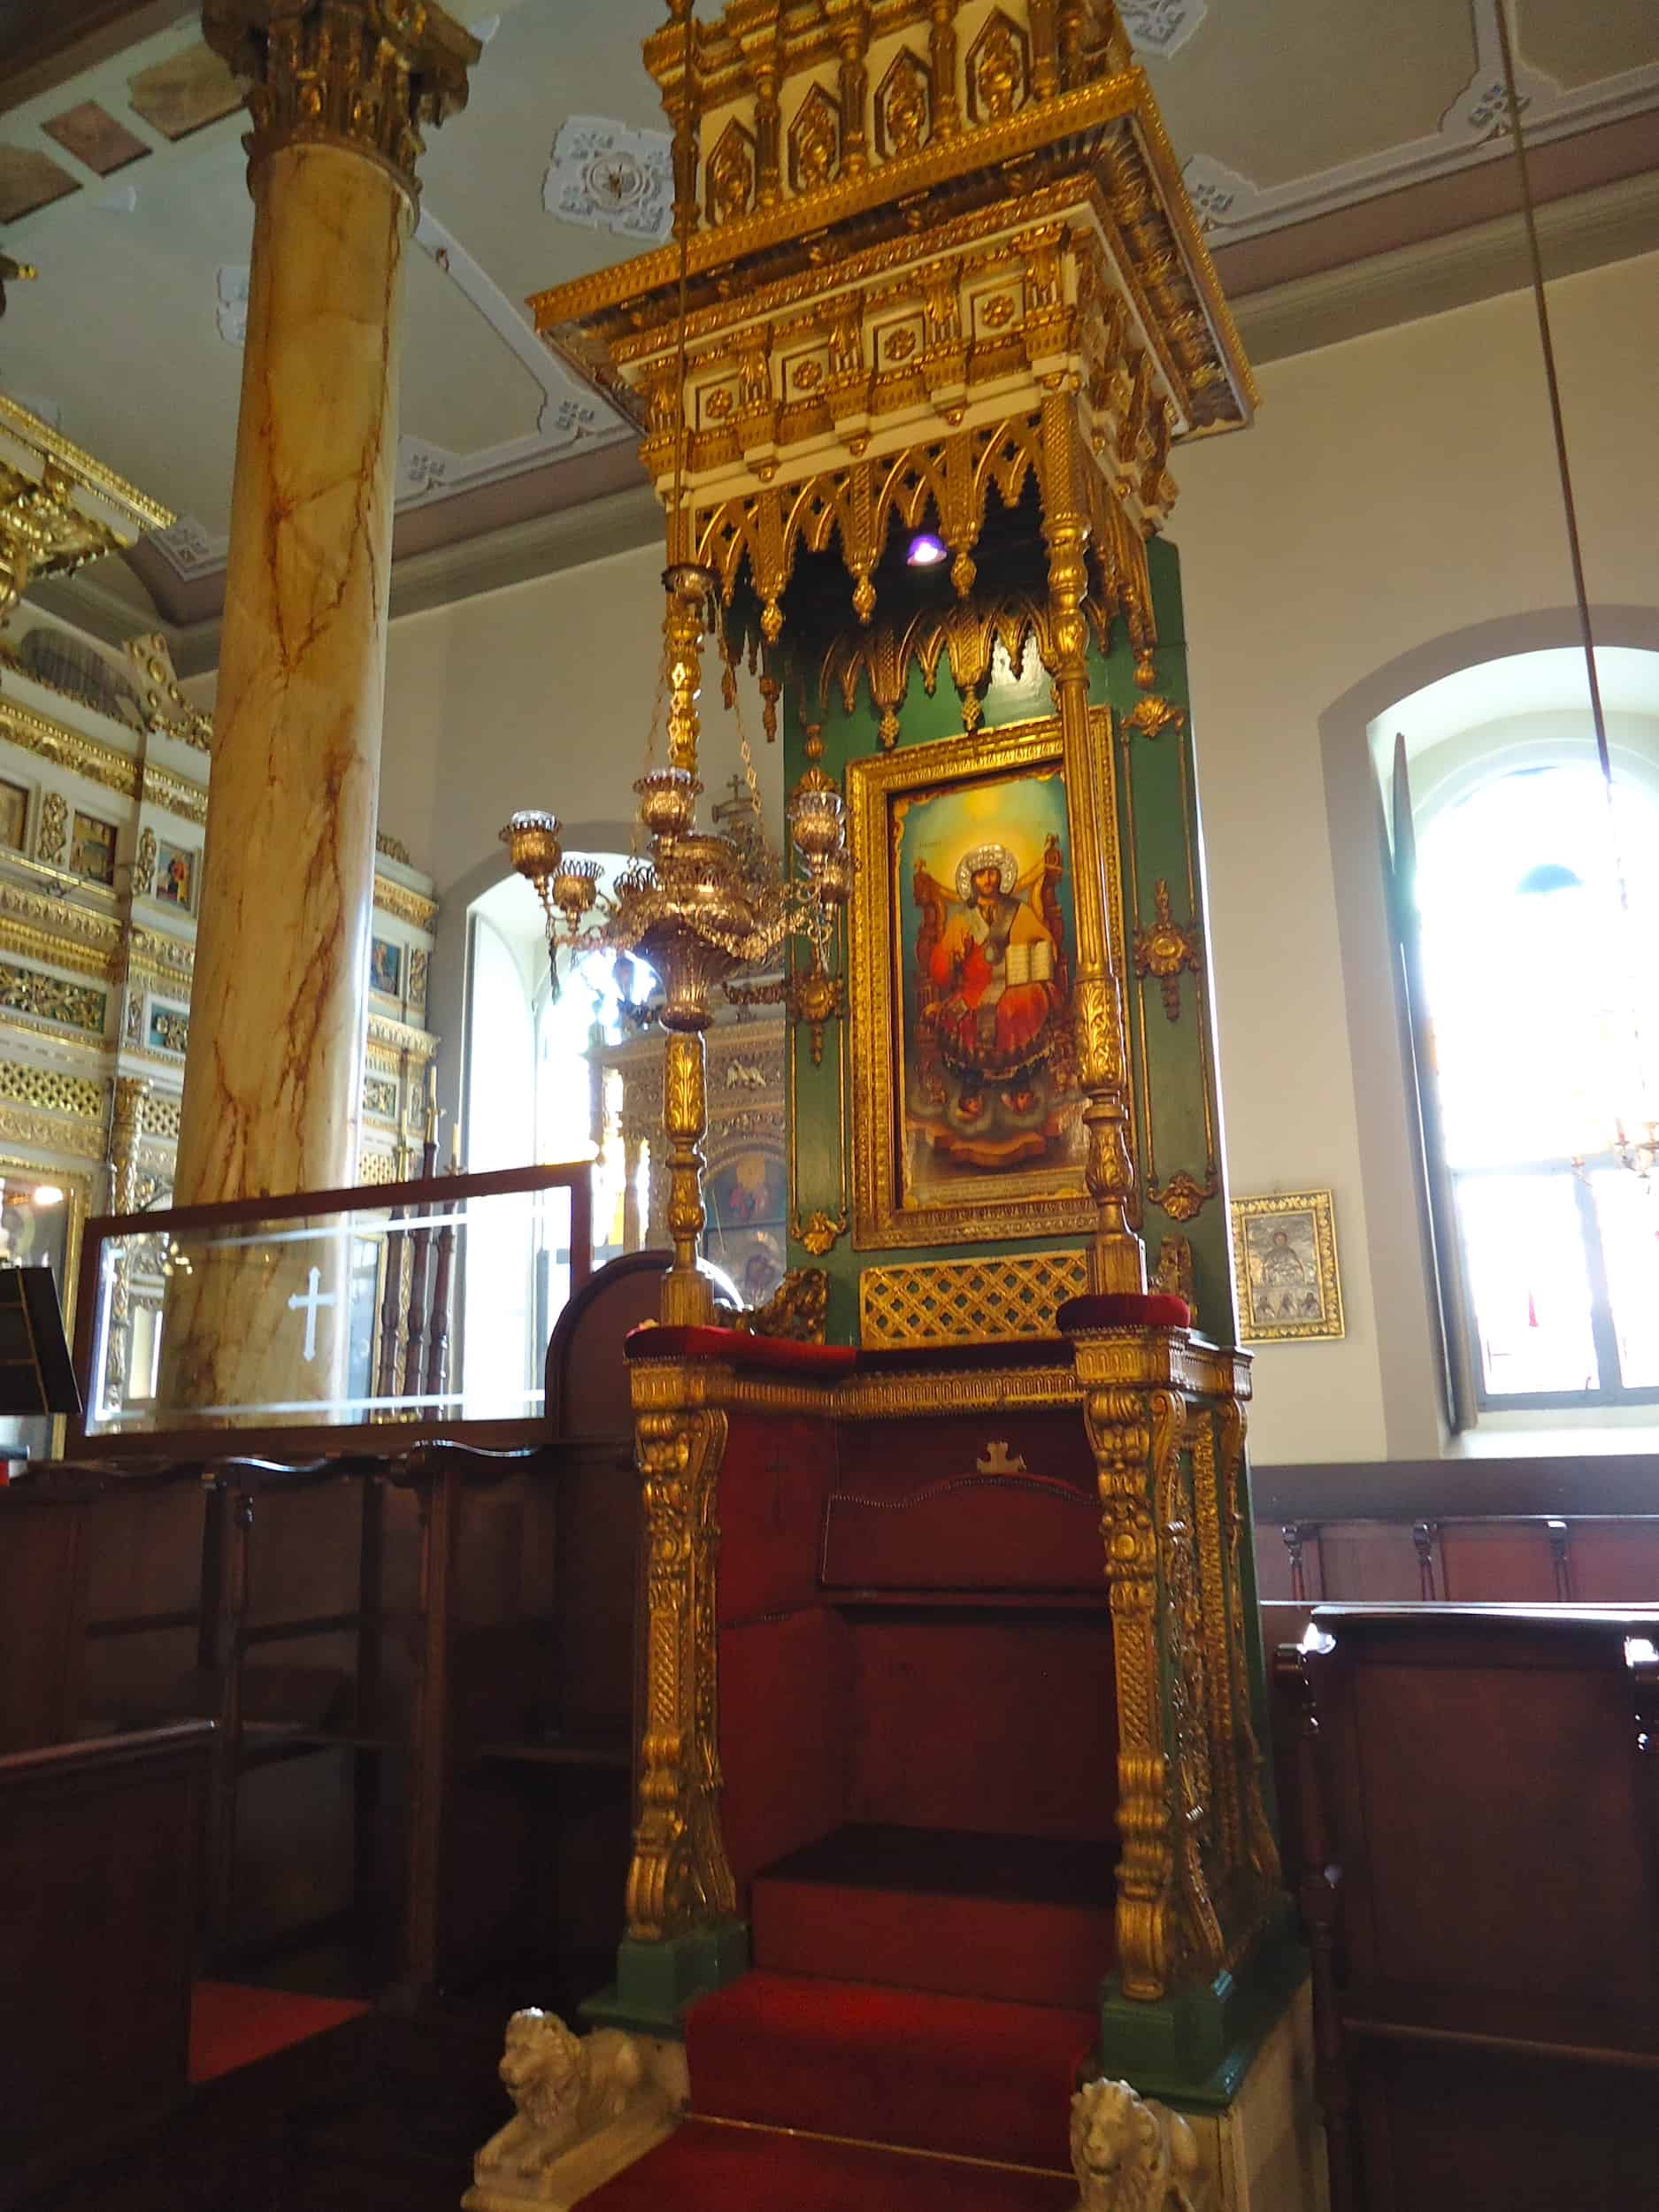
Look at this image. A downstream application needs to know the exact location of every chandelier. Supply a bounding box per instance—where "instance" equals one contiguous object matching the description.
[502,0,849,1324]
[503,562,849,1029]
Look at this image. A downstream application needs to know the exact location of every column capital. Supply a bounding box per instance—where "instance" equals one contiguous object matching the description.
[204,0,480,207]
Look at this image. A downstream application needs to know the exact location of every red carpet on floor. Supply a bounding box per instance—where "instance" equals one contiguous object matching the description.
[751,1824,1113,2010]
[579,2116,1077,2212]
[188,1980,370,2084]
[686,1970,1094,2171]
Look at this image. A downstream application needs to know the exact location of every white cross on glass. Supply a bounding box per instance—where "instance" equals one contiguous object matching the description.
[286,1263,337,1363]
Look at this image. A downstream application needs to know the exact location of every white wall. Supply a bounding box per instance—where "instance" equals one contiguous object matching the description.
[382,541,717,893]
[376,250,1659,1464]
[1171,249,1658,1463]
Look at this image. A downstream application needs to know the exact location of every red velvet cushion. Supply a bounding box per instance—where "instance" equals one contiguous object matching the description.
[624,1324,858,1376]
[1056,1291,1190,1332]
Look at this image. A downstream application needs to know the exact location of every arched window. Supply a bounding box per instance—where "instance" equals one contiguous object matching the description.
[1404,719,1659,1409]
[464,859,652,1270]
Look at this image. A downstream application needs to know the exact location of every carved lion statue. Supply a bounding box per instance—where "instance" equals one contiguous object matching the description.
[474,2011,646,2182]
[1070,2078,1204,2212]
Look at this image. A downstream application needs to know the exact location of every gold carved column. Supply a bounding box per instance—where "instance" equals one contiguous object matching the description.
[654,564,719,1328]
[625,1397,737,1939]
[177,0,478,1210]
[1070,1322,1281,2016]
[110,1075,150,1217]
[660,1031,712,1324]
[1041,389,1144,1296]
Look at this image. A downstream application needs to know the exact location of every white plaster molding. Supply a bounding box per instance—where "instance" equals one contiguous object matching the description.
[150,203,626,582]
[543,115,674,244]
[412,204,614,452]
[1185,0,1657,244]
[394,204,623,506]
[1182,154,1253,234]
[1231,167,1659,364]
[214,264,249,349]
[397,437,452,498]
[1120,1,1208,60]
[150,515,227,578]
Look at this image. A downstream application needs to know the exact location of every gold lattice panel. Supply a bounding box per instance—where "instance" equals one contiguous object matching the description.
[0,1060,106,1122]
[859,1249,1089,1348]
[143,1094,182,1141]
[357,1148,398,1186]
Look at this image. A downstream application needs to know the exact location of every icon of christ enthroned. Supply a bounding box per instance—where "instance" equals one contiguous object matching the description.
[906,813,1080,1181]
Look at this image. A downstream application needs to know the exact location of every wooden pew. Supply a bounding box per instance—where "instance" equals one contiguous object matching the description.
[1273,1603,1659,2211]
[1258,1510,1659,1606]
[0,1247,658,2026]
[195,1455,393,1969]
[0,1458,214,1754]
[0,1720,214,2209]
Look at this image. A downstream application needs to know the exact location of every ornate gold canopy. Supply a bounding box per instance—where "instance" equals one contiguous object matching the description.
[532,0,1252,660]
[0,396,173,620]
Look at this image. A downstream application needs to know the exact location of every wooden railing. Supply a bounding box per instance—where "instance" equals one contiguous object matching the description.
[1256,1509,1659,1607]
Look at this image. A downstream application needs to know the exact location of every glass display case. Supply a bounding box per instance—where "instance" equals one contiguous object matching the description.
[72,1162,592,1447]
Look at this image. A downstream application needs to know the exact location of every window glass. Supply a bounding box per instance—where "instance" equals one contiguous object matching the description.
[1592,1170,1659,1389]
[1417,768,1659,1171]
[1455,1171,1599,1396]
[1416,764,1659,1402]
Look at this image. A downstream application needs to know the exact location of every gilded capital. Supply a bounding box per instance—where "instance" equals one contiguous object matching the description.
[204,0,481,205]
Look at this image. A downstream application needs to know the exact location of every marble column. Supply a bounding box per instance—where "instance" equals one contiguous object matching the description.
[179,0,478,1207]
[164,0,478,1417]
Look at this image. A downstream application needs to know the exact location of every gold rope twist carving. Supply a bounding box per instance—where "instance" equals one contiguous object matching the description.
[1217,1394,1282,1894]
[626,1405,736,1939]
[1085,1379,1175,2000]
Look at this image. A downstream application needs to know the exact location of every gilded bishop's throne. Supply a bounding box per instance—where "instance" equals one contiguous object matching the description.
[522,0,1312,2193]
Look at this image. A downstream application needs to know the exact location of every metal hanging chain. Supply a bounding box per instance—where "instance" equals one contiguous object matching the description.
[1496,0,1653,1166]
[1493,0,1611,785]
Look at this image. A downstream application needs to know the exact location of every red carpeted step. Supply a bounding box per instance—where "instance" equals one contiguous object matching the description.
[189,1980,370,2084]
[751,1824,1112,2008]
[686,1969,1094,2170]
[580,2116,1076,2212]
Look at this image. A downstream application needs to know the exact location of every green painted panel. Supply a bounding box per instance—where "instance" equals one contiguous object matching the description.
[781,533,1238,1348]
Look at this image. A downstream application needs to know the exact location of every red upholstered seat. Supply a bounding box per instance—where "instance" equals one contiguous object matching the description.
[641,1305,1126,2024]
[624,1324,858,1375]
[1056,1290,1190,1331]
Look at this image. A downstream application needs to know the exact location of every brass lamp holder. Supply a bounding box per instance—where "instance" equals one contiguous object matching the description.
[503,563,850,1323]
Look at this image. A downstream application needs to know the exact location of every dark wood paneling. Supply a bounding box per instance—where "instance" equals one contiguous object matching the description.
[0,1498,87,1750]
[0,1722,212,2208]
[1254,1456,1659,1521]
[1275,1603,1659,2212]
[1259,1509,1659,1611]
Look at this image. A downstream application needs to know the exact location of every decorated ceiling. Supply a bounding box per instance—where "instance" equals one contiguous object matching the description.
[0,0,1651,622]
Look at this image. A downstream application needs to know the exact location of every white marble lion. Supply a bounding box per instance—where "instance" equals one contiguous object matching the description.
[1070,2077,1205,2212]
[474,2010,646,2184]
